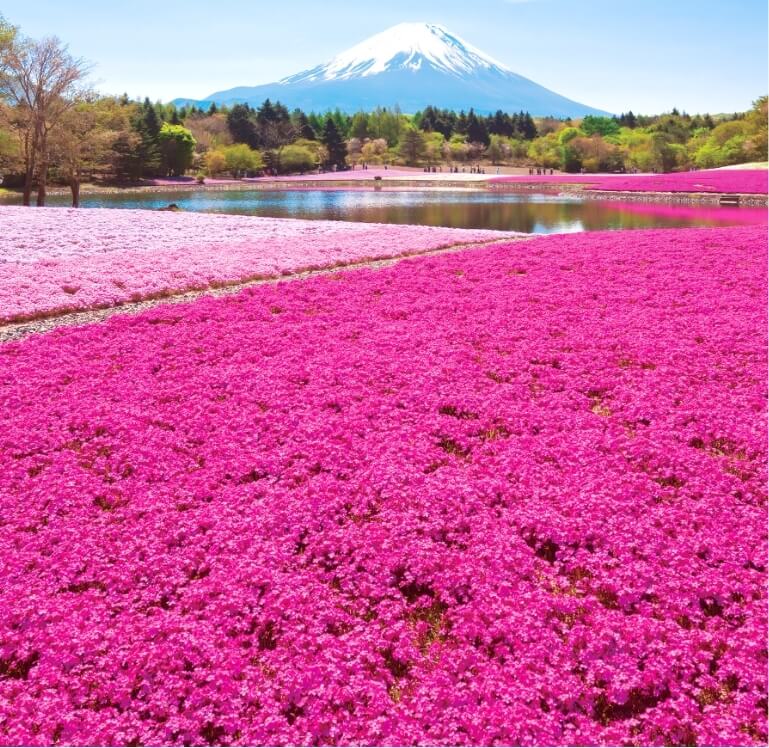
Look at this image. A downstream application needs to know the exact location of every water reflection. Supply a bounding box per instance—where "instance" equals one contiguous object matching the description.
[5,188,765,234]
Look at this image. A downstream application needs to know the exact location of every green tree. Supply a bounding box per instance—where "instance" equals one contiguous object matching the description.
[447,133,469,163]
[424,132,445,165]
[486,134,507,164]
[617,111,637,128]
[398,127,426,165]
[361,137,388,164]
[558,127,580,146]
[581,115,620,138]
[488,110,514,137]
[321,115,346,169]
[0,20,20,173]
[350,111,370,140]
[291,108,316,140]
[133,98,162,176]
[226,103,258,147]
[518,112,537,140]
[527,133,561,169]
[141,98,161,138]
[221,143,263,176]
[330,108,350,138]
[368,107,403,146]
[0,14,16,54]
[256,99,294,150]
[279,143,316,173]
[466,109,489,146]
[649,132,678,171]
[204,147,227,176]
[743,96,768,161]
[307,112,325,136]
[157,122,195,176]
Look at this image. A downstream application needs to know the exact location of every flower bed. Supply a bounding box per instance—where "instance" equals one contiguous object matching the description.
[249,168,420,181]
[0,207,510,322]
[142,177,243,186]
[250,169,495,183]
[490,168,768,194]
[0,225,765,745]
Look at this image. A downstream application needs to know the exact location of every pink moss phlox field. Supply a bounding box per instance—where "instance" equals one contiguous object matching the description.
[0,225,766,746]
[491,169,769,194]
[143,177,243,186]
[0,206,510,321]
[250,168,420,182]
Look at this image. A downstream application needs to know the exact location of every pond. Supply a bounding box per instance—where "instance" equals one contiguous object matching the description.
[4,188,766,233]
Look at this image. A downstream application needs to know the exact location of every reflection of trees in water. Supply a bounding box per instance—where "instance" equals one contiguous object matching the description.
[321,200,712,233]
[311,200,581,232]
[45,190,766,233]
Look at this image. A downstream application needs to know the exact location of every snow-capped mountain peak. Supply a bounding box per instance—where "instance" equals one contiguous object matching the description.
[280,22,513,84]
[178,21,610,117]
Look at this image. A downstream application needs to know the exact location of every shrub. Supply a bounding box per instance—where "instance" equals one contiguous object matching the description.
[278,144,316,174]
[157,123,196,176]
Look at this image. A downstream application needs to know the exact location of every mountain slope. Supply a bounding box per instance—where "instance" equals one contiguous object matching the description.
[174,23,608,116]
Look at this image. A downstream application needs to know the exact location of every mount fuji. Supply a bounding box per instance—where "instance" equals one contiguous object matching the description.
[173,23,609,116]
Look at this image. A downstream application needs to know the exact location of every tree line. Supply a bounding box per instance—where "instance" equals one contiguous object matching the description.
[1,14,766,207]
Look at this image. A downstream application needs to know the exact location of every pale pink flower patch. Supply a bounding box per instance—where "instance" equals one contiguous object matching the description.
[0,207,512,322]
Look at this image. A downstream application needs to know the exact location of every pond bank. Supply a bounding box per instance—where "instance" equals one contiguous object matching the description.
[3,167,765,205]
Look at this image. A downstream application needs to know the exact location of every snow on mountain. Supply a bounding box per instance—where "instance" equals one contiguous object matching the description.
[281,23,511,83]
[174,23,609,116]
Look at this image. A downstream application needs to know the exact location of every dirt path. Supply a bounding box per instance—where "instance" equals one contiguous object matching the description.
[0,236,529,343]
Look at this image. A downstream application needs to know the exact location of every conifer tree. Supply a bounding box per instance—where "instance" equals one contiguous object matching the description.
[291,109,316,140]
[466,109,489,145]
[398,127,426,165]
[142,98,161,138]
[321,115,347,169]
[455,110,468,135]
[226,104,258,148]
[349,111,370,140]
[521,112,537,140]
[134,98,162,176]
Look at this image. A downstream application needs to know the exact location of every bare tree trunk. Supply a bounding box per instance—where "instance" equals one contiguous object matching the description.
[35,164,47,206]
[70,172,80,207]
[22,131,36,207]
[22,167,33,206]
[36,134,48,206]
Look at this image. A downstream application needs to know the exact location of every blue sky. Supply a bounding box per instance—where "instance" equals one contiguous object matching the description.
[2,0,766,114]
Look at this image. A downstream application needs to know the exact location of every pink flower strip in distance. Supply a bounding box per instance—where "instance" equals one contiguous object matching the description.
[490,168,768,194]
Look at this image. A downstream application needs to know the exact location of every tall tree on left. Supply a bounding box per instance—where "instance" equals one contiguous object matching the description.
[0,21,89,206]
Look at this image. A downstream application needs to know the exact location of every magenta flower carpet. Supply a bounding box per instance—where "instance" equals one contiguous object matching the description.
[490,168,768,194]
[0,224,765,745]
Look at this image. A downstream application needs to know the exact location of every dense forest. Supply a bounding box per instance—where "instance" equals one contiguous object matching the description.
[1,15,767,206]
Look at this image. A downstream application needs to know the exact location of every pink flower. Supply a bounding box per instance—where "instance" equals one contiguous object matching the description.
[0,224,765,745]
